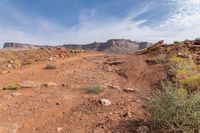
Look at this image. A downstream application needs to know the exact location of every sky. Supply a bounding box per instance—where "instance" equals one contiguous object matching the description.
[0,0,200,47]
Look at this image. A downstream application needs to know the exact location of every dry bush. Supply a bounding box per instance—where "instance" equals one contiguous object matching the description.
[85,86,102,94]
[3,83,21,90]
[147,81,200,132]
[44,64,56,69]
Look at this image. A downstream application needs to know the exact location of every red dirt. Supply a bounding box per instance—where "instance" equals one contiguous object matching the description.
[0,50,167,133]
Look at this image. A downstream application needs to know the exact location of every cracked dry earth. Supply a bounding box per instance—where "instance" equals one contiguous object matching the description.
[0,51,166,133]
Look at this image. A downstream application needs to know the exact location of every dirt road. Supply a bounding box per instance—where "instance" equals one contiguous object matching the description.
[0,52,166,133]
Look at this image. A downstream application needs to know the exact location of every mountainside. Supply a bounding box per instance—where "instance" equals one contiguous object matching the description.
[3,39,152,54]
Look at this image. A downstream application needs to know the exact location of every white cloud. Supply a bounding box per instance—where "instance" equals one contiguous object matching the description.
[0,0,200,47]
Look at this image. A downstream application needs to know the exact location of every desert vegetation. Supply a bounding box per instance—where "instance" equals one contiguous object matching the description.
[147,46,200,132]
[3,83,21,90]
[85,86,103,94]
[44,64,56,69]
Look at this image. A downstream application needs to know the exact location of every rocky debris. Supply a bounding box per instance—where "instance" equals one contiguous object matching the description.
[196,56,200,65]
[99,99,112,106]
[148,40,167,51]
[106,85,120,90]
[137,126,149,133]
[105,61,126,66]
[187,39,200,48]
[194,38,200,45]
[57,127,63,133]
[184,39,193,46]
[47,57,57,61]
[18,81,41,88]
[177,52,189,58]
[122,110,132,118]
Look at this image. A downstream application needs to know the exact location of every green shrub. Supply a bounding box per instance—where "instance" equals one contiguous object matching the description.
[182,74,200,91]
[152,54,166,64]
[44,64,56,69]
[147,81,200,132]
[169,56,195,71]
[85,86,102,94]
[3,83,21,90]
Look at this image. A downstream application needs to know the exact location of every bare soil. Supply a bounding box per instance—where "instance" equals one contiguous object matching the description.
[0,50,167,133]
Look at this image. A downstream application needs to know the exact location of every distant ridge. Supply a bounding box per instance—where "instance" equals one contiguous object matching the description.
[3,42,53,49]
[3,39,152,54]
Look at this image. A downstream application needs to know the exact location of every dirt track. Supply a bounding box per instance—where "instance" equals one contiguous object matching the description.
[0,51,166,133]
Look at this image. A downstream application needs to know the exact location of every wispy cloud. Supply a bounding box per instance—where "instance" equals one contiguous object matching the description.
[0,0,200,47]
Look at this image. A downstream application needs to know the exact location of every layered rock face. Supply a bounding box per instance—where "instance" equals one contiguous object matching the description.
[62,39,152,54]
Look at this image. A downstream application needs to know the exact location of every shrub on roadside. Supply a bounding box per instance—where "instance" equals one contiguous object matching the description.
[182,74,200,91]
[147,81,200,132]
[85,86,102,94]
[152,54,166,64]
[3,83,21,90]
[44,64,56,69]
[146,54,166,64]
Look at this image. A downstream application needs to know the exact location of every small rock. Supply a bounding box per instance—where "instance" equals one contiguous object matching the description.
[11,92,22,97]
[124,88,137,92]
[122,111,132,118]
[99,99,111,106]
[137,126,149,133]
[57,127,63,132]
[0,71,10,74]
[136,99,142,103]
[47,57,54,61]
[19,81,40,88]
[43,82,57,87]
[107,67,113,72]
[7,64,12,69]
[177,52,189,58]
[56,102,60,105]
[107,85,120,90]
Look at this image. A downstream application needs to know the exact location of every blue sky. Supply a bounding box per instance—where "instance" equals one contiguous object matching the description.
[0,0,200,46]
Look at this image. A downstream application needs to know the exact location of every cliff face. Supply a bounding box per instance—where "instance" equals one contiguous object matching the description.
[3,39,152,54]
[62,39,152,54]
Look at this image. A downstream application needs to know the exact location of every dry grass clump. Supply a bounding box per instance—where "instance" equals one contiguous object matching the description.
[44,64,56,69]
[3,83,21,90]
[85,86,102,94]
